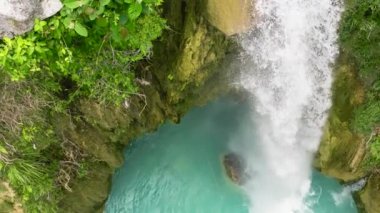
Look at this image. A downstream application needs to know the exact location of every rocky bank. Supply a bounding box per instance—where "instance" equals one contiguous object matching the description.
[315,55,380,213]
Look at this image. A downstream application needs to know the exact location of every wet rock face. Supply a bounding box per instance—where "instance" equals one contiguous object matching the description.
[223,153,248,185]
[0,0,62,38]
[315,64,366,182]
[359,174,380,213]
[205,0,253,36]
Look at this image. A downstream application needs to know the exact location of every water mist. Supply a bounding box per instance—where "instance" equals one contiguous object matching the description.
[237,0,343,212]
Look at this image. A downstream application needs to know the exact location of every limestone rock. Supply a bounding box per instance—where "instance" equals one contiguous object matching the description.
[0,0,63,38]
[153,0,230,107]
[0,181,23,213]
[205,0,253,36]
[59,163,113,213]
[315,64,366,181]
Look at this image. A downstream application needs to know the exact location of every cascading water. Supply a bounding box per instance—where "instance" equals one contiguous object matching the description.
[238,0,343,212]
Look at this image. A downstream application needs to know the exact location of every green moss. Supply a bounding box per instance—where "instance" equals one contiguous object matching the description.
[358,174,380,213]
[339,0,380,134]
[316,60,366,181]
[0,201,14,213]
[340,0,380,82]
[153,0,229,109]
[318,1,380,211]
[58,162,113,213]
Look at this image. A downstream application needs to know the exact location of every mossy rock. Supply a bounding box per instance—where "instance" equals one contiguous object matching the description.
[358,174,380,213]
[315,60,366,181]
[153,0,230,108]
[223,153,248,185]
[59,163,113,213]
[316,55,380,213]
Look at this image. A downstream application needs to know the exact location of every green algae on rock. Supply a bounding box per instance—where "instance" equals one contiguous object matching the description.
[358,174,380,213]
[315,60,366,182]
[316,0,380,211]
[315,57,380,213]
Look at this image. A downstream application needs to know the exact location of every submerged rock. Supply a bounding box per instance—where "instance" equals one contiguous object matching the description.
[0,0,62,38]
[223,153,247,185]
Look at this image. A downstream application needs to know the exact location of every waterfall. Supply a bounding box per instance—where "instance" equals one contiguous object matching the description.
[237,0,343,212]
[331,178,366,206]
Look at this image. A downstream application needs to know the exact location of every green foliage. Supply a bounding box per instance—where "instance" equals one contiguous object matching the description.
[370,137,380,161]
[0,0,166,105]
[0,0,166,212]
[352,80,380,133]
[340,0,380,81]
[340,0,380,133]
[0,123,60,212]
[77,161,90,178]
[365,136,380,169]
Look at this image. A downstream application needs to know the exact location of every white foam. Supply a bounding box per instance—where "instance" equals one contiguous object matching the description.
[331,187,351,206]
[237,0,343,212]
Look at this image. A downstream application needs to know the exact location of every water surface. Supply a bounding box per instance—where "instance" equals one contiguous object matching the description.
[106,99,357,213]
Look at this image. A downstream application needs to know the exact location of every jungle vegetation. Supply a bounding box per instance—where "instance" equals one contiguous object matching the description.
[339,0,380,168]
[0,0,165,211]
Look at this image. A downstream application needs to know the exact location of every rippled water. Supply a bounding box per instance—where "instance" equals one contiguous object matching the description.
[106,99,357,213]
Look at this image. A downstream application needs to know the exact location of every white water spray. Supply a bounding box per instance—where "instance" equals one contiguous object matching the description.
[238,0,343,212]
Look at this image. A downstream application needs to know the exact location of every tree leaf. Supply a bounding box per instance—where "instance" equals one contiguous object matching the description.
[100,0,111,7]
[128,3,142,20]
[0,145,8,154]
[74,22,88,37]
[64,0,82,9]
[63,17,75,29]
[64,0,89,9]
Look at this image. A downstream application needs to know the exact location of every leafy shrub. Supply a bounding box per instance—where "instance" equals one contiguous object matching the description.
[0,122,60,212]
[339,0,380,133]
[352,80,380,133]
[0,0,166,212]
[371,137,380,160]
[0,0,166,105]
[340,0,380,82]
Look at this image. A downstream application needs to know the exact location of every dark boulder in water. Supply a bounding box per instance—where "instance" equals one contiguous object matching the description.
[223,153,247,185]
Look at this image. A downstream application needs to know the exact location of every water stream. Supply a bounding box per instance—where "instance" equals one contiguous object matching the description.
[238,0,343,212]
